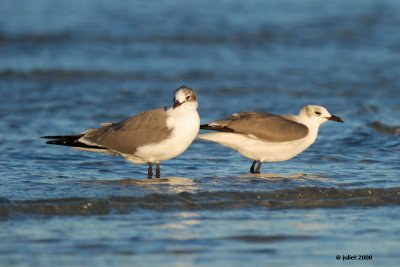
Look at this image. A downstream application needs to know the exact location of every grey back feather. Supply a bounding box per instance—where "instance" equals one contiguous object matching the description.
[204,112,308,142]
[82,108,172,154]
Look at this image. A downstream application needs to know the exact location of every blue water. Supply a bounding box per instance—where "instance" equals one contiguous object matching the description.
[1,0,400,266]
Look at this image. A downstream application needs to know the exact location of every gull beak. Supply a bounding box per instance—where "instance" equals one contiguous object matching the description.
[173,100,183,109]
[327,115,344,123]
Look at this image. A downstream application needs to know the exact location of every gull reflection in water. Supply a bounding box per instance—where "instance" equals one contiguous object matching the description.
[87,176,199,194]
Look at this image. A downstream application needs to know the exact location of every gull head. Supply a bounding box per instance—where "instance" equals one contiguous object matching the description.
[300,105,343,125]
[173,85,198,110]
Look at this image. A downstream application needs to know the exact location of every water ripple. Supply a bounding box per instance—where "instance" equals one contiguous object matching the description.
[1,187,399,218]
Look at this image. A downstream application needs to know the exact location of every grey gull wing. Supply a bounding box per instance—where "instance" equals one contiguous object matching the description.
[81,108,172,154]
[200,112,309,142]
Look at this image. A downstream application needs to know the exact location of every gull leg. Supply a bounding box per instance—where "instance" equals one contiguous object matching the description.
[250,161,257,173]
[156,163,161,178]
[147,162,153,179]
[256,162,263,174]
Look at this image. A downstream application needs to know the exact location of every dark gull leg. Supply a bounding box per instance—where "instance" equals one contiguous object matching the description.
[147,162,153,179]
[156,163,161,178]
[255,162,263,174]
[250,161,257,173]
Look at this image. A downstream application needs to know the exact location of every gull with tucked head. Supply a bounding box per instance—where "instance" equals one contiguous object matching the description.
[198,105,343,173]
[42,85,200,179]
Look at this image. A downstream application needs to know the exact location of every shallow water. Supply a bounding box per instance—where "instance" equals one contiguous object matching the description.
[1,0,400,266]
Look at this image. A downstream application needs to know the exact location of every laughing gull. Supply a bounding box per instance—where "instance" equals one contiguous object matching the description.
[198,105,343,173]
[42,86,200,179]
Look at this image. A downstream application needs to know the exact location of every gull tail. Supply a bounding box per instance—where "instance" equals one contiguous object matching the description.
[41,134,106,151]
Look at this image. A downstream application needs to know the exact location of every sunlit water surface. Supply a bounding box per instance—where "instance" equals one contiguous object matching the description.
[0,0,399,266]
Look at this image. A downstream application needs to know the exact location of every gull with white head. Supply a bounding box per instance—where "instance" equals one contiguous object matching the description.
[42,86,200,179]
[198,105,343,173]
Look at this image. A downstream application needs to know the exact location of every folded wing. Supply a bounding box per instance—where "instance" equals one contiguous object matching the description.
[200,112,308,142]
[80,108,172,154]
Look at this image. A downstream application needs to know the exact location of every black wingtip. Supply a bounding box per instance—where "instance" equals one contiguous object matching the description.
[45,140,65,145]
[41,134,84,139]
[42,134,107,150]
[200,124,216,130]
[42,134,83,146]
[200,124,235,132]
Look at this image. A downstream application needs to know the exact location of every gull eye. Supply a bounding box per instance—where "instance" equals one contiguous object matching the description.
[186,95,191,101]
[315,111,321,116]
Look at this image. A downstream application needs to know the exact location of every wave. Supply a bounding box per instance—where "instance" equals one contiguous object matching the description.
[0,69,131,80]
[1,13,390,48]
[0,32,73,44]
[0,69,216,81]
[1,187,399,218]
[369,121,400,136]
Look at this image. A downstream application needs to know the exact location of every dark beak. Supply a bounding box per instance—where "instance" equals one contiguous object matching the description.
[173,100,183,109]
[327,115,344,123]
